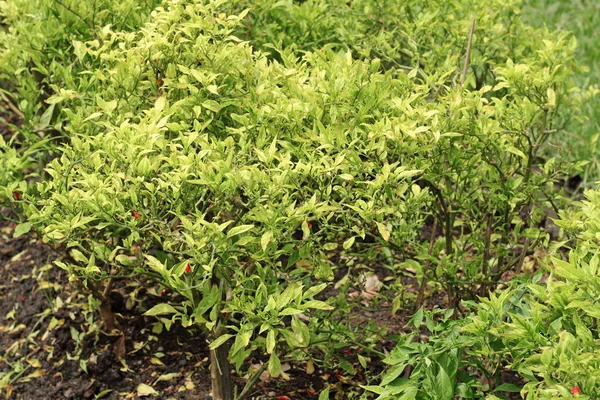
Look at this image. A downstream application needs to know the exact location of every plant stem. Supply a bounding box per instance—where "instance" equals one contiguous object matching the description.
[480,212,493,296]
[211,342,234,400]
[210,271,234,400]
[415,217,438,312]
[461,17,476,86]
[236,363,268,400]
[0,90,25,120]
[91,278,115,331]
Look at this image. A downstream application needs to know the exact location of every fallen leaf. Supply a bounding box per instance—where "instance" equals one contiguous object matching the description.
[137,383,158,397]
[114,335,126,361]
[306,360,315,375]
[156,373,178,383]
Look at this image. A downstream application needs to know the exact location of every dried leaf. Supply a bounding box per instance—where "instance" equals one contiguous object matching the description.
[137,383,158,397]
[114,335,126,361]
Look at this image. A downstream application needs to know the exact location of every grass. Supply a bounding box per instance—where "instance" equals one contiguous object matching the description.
[522,0,600,185]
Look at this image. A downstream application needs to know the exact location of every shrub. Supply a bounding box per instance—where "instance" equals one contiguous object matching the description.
[0,0,160,212]
[25,2,431,397]
[0,0,588,398]
[373,188,600,399]
[229,0,584,307]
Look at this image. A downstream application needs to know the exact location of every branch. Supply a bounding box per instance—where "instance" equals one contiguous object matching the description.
[53,0,93,30]
[415,217,438,312]
[0,90,25,121]
[461,17,476,86]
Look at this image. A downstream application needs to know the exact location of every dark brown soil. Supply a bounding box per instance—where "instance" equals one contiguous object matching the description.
[0,219,213,400]
[0,213,530,399]
[0,219,381,400]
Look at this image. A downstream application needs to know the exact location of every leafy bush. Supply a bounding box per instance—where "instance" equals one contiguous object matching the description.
[374,188,600,399]
[23,1,432,396]
[0,0,160,211]
[523,0,600,183]
[0,0,591,398]
[224,0,585,306]
[228,0,573,86]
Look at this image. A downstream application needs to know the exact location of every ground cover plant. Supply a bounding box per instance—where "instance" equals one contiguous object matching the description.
[0,0,598,399]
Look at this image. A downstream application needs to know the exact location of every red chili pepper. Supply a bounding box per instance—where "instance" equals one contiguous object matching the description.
[572,386,581,396]
[19,295,26,302]
[13,192,21,201]
[335,373,343,381]
[343,349,352,355]
[132,210,141,219]
[307,389,316,395]
[185,264,191,274]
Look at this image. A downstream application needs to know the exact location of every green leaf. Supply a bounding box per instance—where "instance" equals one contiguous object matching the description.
[145,255,167,274]
[144,303,178,316]
[376,222,390,242]
[381,363,407,385]
[202,100,221,113]
[303,300,334,310]
[70,249,88,263]
[495,383,522,393]
[397,169,422,179]
[155,96,167,112]
[552,257,584,282]
[291,316,310,347]
[13,222,32,238]
[79,359,88,374]
[95,389,113,399]
[227,224,254,238]
[339,359,355,375]
[546,87,556,108]
[303,283,327,299]
[209,334,234,350]
[429,362,453,400]
[412,307,424,328]
[318,386,330,400]
[343,236,355,250]
[266,329,276,354]
[39,104,55,129]
[261,231,273,251]
[360,385,385,395]
[268,352,282,377]
[280,307,303,315]
[357,354,367,369]
[230,329,253,356]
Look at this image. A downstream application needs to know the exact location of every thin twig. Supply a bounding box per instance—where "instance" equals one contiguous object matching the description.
[415,217,438,312]
[461,17,476,86]
[479,212,493,297]
[236,363,268,400]
[0,90,25,120]
[53,0,93,29]
[514,238,530,274]
[102,277,114,299]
